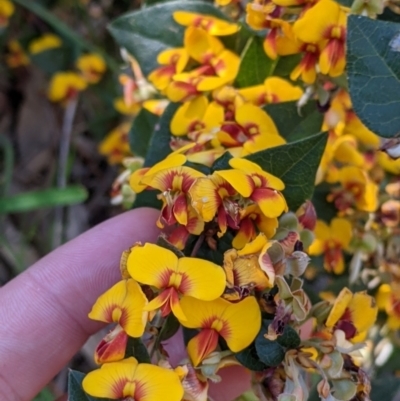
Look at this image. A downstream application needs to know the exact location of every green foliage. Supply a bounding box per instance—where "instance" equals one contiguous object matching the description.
[125,337,151,363]
[347,15,400,138]
[246,133,327,211]
[68,370,111,401]
[144,102,180,167]
[108,1,231,76]
[212,133,327,211]
[235,344,268,371]
[235,36,277,88]
[264,101,323,142]
[129,108,160,157]
[0,186,88,214]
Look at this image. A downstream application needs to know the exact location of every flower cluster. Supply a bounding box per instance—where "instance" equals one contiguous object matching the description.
[71,0,400,399]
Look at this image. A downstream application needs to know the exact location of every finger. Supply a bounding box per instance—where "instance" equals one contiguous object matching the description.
[0,208,160,401]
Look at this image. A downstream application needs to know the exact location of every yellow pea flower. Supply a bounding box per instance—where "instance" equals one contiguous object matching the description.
[293,0,347,77]
[148,47,189,91]
[223,245,271,297]
[76,53,106,84]
[5,40,30,68]
[217,103,285,154]
[88,279,148,338]
[216,158,288,218]
[140,164,205,230]
[377,151,400,175]
[234,204,279,248]
[238,77,303,106]
[173,11,239,36]
[126,243,226,321]
[98,122,131,165]
[29,33,62,54]
[113,97,141,115]
[178,296,261,366]
[170,95,224,137]
[290,42,321,84]
[376,284,400,330]
[83,357,184,401]
[189,172,239,236]
[328,166,378,212]
[0,0,14,28]
[167,27,239,101]
[325,287,377,342]
[48,71,87,103]
[129,153,188,194]
[308,218,352,274]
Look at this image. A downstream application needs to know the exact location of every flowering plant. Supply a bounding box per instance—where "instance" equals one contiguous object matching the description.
[64,0,400,400]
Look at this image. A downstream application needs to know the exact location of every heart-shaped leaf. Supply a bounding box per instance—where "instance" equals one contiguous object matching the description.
[347,15,400,138]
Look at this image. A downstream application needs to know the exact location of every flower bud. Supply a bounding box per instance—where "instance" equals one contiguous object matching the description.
[94,325,128,364]
[317,379,331,399]
[296,200,317,231]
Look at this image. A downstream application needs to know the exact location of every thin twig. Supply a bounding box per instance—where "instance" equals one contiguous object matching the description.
[190,233,205,257]
[52,98,78,249]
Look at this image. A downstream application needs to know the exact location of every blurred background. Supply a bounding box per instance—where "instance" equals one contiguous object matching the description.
[0,1,146,398]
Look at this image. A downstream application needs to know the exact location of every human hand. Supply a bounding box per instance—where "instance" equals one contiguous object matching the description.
[0,208,251,401]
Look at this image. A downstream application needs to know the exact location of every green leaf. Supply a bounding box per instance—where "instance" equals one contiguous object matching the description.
[129,108,160,157]
[235,36,277,88]
[255,329,285,367]
[246,133,328,211]
[108,1,231,76]
[68,370,111,401]
[370,376,400,400]
[0,134,14,196]
[157,313,181,343]
[273,54,302,79]
[235,344,268,371]
[347,15,400,138]
[312,183,337,222]
[125,337,151,363]
[264,101,323,142]
[211,151,233,172]
[144,102,179,167]
[132,190,162,209]
[276,325,301,349]
[0,186,88,214]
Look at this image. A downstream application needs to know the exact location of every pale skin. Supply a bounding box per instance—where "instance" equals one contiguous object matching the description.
[0,208,250,401]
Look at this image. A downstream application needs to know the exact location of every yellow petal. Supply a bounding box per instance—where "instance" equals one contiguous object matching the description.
[88,279,148,338]
[184,26,224,63]
[325,287,353,328]
[235,103,279,136]
[293,0,341,44]
[251,188,288,218]
[178,296,229,328]
[347,291,377,334]
[134,362,184,401]
[376,284,391,310]
[127,243,178,288]
[142,153,187,178]
[221,296,261,351]
[264,77,303,102]
[330,218,352,249]
[176,257,226,300]
[214,169,254,197]
[189,177,220,221]
[83,357,139,399]
[170,96,208,136]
